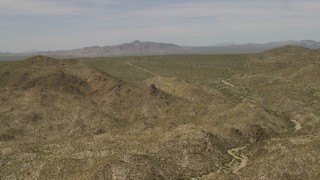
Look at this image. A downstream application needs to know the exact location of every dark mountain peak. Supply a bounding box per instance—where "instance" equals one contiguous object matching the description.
[83,46,100,49]
[300,40,318,43]
[24,55,55,64]
[132,40,142,44]
[261,45,311,58]
[268,45,309,52]
[26,55,53,61]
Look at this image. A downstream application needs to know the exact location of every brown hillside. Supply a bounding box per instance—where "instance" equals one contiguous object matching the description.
[1,50,320,179]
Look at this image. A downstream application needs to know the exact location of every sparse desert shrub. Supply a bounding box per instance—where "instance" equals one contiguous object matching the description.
[149,84,158,96]
[0,128,24,142]
[95,128,106,135]
[248,124,270,142]
[0,133,15,141]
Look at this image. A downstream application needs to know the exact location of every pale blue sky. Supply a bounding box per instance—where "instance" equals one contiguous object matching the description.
[1,0,320,52]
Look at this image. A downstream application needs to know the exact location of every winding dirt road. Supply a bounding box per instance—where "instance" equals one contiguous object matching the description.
[221,80,235,87]
[218,146,248,174]
[125,62,160,77]
[227,146,248,173]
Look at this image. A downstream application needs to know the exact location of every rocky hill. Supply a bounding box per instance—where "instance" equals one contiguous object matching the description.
[1,47,320,179]
[0,56,217,179]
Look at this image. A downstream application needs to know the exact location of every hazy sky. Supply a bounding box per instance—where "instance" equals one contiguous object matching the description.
[1,0,320,52]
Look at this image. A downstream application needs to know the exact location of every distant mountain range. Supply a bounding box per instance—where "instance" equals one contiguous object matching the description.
[201,40,320,54]
[0,52,11,55]
[2,40,320,59]
[42,40,320,57]
[42,40,182,57]
[183,40,320,54]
